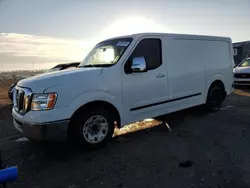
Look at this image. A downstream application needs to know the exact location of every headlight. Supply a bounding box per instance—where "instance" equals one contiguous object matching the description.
[31,93,57,111]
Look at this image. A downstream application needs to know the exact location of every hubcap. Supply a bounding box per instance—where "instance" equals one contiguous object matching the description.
[83,115,108,144]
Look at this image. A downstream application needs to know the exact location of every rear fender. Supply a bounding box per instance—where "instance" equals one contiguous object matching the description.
[206,74,225,98]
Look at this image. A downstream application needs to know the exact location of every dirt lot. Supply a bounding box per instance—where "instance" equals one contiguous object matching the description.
[1,81,250,188]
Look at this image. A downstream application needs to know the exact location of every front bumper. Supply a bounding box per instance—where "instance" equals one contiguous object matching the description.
[233,78,250,86]
[233,81,250,86]
[13,115,69,141]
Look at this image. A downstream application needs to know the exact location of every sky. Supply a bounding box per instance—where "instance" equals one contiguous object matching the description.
[0,0,249,71]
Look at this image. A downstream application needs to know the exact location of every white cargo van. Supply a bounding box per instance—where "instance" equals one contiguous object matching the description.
[12,33,234,148]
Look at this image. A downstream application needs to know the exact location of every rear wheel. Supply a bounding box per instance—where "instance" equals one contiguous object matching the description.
[70,107,114,149]
[205,85,223,112]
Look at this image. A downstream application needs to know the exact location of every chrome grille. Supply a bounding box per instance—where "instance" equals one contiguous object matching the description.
[14,86,32,115]
[234,81,250,84]
[234,73,250,78]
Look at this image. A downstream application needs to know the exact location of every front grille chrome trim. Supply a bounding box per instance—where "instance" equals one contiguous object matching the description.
[234,73,250,79]
[13,86,32,115]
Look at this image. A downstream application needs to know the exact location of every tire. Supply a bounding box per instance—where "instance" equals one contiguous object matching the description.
[205,85,223,112]
[69,107,115,149]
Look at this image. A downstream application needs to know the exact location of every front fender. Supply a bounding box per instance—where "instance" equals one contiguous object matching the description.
[69,90,122,117]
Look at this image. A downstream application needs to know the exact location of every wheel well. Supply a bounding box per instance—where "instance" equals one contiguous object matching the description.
[71,101,121,128]
[209,80,226,99]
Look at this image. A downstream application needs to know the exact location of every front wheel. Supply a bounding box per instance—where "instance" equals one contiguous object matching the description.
[70,107,114,149]
[205,85,223,112]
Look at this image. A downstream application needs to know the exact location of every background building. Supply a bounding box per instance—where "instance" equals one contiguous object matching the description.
[233,41,250,65]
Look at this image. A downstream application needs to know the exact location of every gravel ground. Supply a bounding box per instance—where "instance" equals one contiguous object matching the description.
[1,89,250,188]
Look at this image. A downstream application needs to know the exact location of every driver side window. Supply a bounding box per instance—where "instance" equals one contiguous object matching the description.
[128,38,162,70]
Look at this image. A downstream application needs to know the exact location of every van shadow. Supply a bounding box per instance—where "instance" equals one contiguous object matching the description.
[12,105,216,188]
[17,106,203,163]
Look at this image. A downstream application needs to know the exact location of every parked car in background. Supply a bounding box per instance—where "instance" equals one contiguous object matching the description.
[233,58,250,87]
[43,62,80,73]
[12,33,234,149]
[8,62,80,101]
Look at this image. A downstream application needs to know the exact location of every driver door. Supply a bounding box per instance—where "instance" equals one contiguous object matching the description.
[121,37,168,123]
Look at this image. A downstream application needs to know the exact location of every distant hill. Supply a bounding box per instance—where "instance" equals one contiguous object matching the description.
[0,70,45,81]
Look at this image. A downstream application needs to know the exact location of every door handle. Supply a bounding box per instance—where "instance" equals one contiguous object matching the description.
[156,73,166,78]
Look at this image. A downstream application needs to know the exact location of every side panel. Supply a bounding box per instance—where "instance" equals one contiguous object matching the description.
[203,40,233,96]
[165,37,205,105]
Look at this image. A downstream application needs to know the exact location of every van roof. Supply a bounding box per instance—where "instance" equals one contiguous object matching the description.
[101,32,231,42]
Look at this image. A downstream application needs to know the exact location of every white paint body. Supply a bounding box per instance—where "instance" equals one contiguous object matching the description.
[14,33,234,127]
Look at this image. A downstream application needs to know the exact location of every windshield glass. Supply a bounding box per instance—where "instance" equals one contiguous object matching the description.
[239,59,250,67]
[79,37,133,68]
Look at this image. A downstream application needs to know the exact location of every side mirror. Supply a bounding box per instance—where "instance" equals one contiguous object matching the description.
[131,57,147,72]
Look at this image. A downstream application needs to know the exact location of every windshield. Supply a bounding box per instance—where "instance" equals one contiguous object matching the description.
[79,38,133,68]
[239,59,250,67]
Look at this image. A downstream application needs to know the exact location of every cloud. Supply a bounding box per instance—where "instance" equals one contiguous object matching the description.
[0,33,94,63]
[99,16,172,39]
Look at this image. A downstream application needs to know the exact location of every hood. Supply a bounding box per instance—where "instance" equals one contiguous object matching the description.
[17,68,103,92]
[234,66,250,74]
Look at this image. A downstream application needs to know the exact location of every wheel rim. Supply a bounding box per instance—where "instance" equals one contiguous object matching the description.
[82,115,109,144]
[211,90,222,110]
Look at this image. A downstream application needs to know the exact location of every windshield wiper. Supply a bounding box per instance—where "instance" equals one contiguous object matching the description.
[79,65,96,68]
[79,64,113,68]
